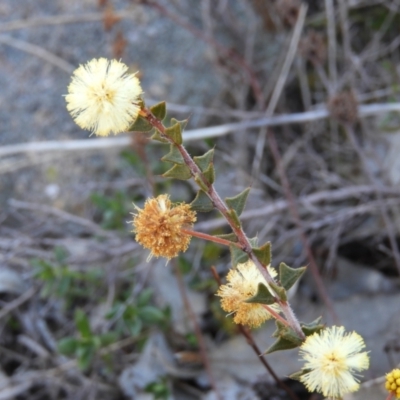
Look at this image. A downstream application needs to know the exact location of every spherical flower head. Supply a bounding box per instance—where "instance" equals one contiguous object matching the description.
[385,368,400,399]
[299,326,370,399]
[133,194,196,260]
[216,260,280,328]
[65,58,143,137]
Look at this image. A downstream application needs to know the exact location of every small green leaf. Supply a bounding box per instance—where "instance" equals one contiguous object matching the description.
[245,283,275,305]
[75,309,92,339]
[161,145,184,164]
[203,163,215,184]
[163,164,191,180]
[193,148,215,172]
[229,244,248,267]
[165,118,187,145]
[139,306,166,323]
[301,317,325,337]
[272,320,303,345]
[264,337,299,354]
[225,188,250,217]
[190,190,214,212]
[288,369,311,381]
[248,236,259,247]
[268,281,287,301]
[129,116,153,132]
[151,130,169,143]
[253,242,271,266]
[226,209,241,229]
[150,101,166,120]
[58,337,78,355]
[279,263,306,291]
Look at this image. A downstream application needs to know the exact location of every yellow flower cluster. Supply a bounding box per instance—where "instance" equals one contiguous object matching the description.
[133,195,196,260]
[386,369,400,399]
[216,260,280,328]
[66,58,142,136]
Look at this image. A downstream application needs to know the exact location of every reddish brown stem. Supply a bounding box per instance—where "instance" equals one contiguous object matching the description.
[143,108,305,340]
[261,304,289,326]
[181,228,241,248]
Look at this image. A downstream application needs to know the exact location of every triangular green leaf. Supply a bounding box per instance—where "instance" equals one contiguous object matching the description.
[150,101,166,121]
[248,237,259,247]
[268,281,287,301]
[151,130,169,143]
[301,317,325,337]
[229,244,248,267]
[253,242,271,266]
[193,148,215,172]
[190,190,214,212]
[165,122,183,145]
[245,283,275,305]
[203,163,215,184]
[225,188,250,217]
[129,115,153,132]
[161,145,184,164]
[263,337,299,354]
[279,263,306,291]
[163,164,191,180]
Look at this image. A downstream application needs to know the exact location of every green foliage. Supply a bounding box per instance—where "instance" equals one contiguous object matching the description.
[150,101,167,121]
[190,190,214,212]
[229,244,248,267]
[161,145,185,165]
[301,317,324,337]
[162,164,192,180]
[32,256,102,303]
[278,263,306,291]
[165,118,187,145]
[193,148,214,172]
[106,288,170,337]
[90,191,130,230]
[129,115,153,132]
[144,377,170,399]
[58,309,118,371]
[245,282,276,305]
[225,188,250,217]
[203,162,215,184]
[252,242,271,266]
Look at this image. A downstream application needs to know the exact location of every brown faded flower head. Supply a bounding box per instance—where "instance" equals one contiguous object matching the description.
[133,194,196,260]
[216,260,280,328]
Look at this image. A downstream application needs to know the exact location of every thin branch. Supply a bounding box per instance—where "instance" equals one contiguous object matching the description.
[3,102,399,157]
[251,4,308,177]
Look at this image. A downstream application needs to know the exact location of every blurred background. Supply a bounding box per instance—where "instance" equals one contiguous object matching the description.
[0,0,400,399]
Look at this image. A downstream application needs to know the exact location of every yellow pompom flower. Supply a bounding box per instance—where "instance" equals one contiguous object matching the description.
[216,260,280,328]
[299,326,370,399]
[133,195,196,260]
[385,368,400,399]
[66,58,143,137]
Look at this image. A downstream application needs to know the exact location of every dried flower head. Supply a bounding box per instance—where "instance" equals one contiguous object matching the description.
[133,195,196,260]
[275,0,301,28]
[216,260,280,328]
[328,90,358,125]
[66,58,142,137]
[299,326,369,399]
[299,31,326,66]
[385,368,400,399]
